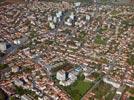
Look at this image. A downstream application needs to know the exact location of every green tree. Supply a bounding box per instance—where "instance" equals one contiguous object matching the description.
[127,54,134,66]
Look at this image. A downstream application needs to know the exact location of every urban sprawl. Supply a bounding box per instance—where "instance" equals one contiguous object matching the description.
[0,0,134,100]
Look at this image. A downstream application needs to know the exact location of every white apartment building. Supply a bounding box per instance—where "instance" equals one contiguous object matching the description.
[56,70,66,81]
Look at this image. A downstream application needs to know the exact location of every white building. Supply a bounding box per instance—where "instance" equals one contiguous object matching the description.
[49,22,55,29]
[14,39,21,45]
[14,37,28,45]
[53,16,57,23]
[48,15,52,21]
[70,12,75,20]
[21,94,32,100]
[11,67,19,73]
[59,79,73,86]
[65,18,72,26]
[86,15,91,21]
[74,2,81,7]
[14,79,24,87]
[69,72,77,81]
[56,11,62,18]
[56,70,66,81]
[59,71,77,86]
[65,21,72,26]
[0,42,7,52]
[126,81,134,88]
[103,77,120,88]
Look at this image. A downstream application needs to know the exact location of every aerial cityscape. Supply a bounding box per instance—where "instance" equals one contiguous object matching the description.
[0,0,134,100]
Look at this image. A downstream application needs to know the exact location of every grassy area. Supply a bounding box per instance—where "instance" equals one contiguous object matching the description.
[0,64,9,70]
[62,74,93,100]
[4,0,24,3]
[0,0,4,3]
[97,27,107,33]
[122,17,134,27]
[0,90,6,100]
[99,0,111,4]
[77,31,87,43]
[105,89,116,100]
[40,0,61,3]
[30,31,37,38]
[9,96,17,100]
[128,88,134,94]
[69,48,77,52]
[128,42,134,50]
[74,0,92,3]
[94,35,108,45]
[127,54,134,66]
[129,96,134,100]
[92,81,113,99]
[124,86,134,100]
[45,40,54,45]
[42,0,93,3]
[110,10,119,16]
